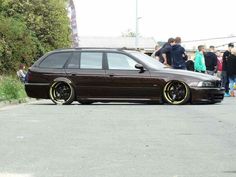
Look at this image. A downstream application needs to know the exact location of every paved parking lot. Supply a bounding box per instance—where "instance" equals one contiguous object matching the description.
[0,98,236,177]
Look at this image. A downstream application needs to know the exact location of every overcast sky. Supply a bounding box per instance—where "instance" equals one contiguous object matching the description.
[74,0,235,42]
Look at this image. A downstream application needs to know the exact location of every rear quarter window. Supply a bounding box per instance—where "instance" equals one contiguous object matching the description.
[39,52,72,69]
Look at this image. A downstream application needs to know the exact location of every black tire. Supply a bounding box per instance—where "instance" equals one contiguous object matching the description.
[49,81,75,105]
[78,101,94,105]
[163,81,190,105]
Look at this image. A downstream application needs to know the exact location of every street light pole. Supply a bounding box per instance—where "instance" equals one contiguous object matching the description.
[135,0,139,48]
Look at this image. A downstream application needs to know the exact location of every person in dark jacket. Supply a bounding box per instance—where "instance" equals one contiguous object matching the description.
[186,57,194,71]
[222,43,234,97]
[156,38,175,66]
[204,46,217,75]
[227,48,236,97]
[171,37,188,69]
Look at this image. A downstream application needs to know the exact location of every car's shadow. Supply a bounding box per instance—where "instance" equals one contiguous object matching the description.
[30,103,157,106]
[29,102,223,106]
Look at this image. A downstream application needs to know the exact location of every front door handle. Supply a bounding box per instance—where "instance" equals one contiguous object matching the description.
[68,73,76,76]
[109,73,115,77]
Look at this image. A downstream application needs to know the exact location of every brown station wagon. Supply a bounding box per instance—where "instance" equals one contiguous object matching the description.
[25,48,224,105]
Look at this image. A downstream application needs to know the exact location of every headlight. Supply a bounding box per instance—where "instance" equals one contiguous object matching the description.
[189,81,215,87]
[199,81,215,87]
[188,82,200,87]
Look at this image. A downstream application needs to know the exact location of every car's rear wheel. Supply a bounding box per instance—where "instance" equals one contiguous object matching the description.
[49,81,75,105]
[163,81,190,105]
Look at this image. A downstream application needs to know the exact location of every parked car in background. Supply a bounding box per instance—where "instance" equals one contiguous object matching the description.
[25,48,224,105]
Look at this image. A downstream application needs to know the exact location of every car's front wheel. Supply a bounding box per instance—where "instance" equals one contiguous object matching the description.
[163,81,190,105]
[49,81,75,105]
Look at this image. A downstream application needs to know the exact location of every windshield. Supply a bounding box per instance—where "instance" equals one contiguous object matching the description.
[128,51,165,70]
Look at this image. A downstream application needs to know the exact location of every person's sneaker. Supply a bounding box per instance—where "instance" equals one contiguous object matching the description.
[230,91,235,97]
[224,93,231,97]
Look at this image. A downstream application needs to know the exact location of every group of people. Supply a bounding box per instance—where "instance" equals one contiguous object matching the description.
[152,38,236,97]
[152,37,188,69]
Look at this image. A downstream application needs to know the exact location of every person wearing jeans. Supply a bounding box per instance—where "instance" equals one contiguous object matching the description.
[222,43,234,96]
[227,48,236,97]
[229,76,236,97]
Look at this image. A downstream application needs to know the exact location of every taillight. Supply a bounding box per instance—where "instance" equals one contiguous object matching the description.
[25,70,31,82]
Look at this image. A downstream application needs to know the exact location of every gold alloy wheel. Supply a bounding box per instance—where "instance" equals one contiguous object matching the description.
[163,81,190,105]
[49,81,74,105]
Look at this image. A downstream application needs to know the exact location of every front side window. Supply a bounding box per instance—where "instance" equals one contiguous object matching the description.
[39,52,71,68]
[107,53,138,70]
[80,52,103,69]
[129,51,164,70]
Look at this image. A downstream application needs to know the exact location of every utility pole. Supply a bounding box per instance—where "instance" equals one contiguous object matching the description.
[68,0,79,47]
[135,0,139,48]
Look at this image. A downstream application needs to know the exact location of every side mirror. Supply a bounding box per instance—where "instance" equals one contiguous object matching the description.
[135,63,145,72]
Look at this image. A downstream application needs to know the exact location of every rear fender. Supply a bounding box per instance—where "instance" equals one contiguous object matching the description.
[52,77,73,85]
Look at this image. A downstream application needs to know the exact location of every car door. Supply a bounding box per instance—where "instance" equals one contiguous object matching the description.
[65,51,107,98]
[105,52,158,99]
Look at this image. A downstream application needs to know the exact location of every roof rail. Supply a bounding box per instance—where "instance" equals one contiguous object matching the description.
[54,47,141,51]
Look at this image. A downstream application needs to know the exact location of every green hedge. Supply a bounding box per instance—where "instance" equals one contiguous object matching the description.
[0,76,27,102]
[0,0,71,74]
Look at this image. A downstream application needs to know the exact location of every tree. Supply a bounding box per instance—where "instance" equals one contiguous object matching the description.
[0,15,39,73]
[122,29,137,37]
[0,0,72,74]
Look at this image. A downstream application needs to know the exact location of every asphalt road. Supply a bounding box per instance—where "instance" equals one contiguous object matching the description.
[0,98,236,177]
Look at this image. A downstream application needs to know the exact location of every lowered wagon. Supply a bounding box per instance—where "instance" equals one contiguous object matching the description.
[25,48,224,105]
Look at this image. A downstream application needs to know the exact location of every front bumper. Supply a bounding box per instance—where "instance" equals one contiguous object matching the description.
[190,87,225,103]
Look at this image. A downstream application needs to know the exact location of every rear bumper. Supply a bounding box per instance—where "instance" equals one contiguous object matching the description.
[25,83,50,99]
[190,87,225,103]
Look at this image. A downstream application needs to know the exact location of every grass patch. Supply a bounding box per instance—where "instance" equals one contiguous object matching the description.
[0,76,27,102]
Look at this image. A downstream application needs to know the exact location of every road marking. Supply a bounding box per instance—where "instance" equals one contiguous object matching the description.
[0,173,33,177]
[16,136,25,139]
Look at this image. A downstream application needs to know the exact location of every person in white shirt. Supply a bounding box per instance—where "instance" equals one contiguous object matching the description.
[17,64,27,83]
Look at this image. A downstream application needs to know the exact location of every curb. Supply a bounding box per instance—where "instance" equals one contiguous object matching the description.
[0,98,36,108]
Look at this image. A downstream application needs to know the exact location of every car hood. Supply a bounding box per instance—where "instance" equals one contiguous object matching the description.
[153,68,220,81]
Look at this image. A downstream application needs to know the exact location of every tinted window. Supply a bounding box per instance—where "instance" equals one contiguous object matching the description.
[107,53,138,70]
[80,52,103,69]
[67,52,80,68]
[39,52,71,68]
[129,51,164,69]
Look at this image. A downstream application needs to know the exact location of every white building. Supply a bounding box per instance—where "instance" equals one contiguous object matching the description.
[182,36,236,51]
[79,36,157,54]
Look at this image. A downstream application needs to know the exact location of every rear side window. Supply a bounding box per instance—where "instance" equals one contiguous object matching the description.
[39,52,71,68]
[80,52,103,69]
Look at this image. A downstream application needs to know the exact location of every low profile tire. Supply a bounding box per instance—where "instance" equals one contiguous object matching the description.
[163,81,190,105]
[78,101,94,105]
[49,81,75,105]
